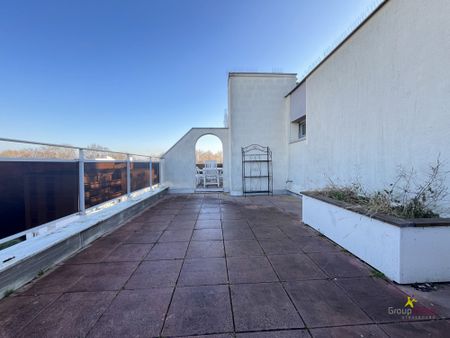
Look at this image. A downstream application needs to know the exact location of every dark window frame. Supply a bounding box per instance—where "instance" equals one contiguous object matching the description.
[292,116,306,140]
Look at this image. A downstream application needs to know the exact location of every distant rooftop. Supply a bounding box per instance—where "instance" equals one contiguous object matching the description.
[228,72,297,78]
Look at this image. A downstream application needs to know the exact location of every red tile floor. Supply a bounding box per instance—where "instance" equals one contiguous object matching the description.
[1,194,449,337]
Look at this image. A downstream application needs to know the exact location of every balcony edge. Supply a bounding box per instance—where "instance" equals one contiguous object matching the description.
[0,187,168,299]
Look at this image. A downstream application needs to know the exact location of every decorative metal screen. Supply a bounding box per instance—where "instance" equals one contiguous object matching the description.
[241,144,273,196]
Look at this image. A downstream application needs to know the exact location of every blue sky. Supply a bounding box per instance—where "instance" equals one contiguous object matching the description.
[0,0,378,156]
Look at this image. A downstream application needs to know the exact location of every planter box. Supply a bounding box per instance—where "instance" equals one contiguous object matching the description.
[302,192,450,284]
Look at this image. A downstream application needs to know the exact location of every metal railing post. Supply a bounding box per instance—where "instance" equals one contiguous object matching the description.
[160,158,164,186]
[79,149,85,215]
[126,154,131,197]
[149,157,153,190]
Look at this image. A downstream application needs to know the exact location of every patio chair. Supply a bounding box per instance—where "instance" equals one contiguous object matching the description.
[204,160,217,169]
[203,167,220,188]
[195,166,204,187]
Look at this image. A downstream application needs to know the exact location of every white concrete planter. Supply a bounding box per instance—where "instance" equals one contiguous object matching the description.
[302,193,450,284]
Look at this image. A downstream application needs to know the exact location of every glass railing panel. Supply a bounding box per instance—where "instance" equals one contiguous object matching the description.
[0,139,162,242]
[131,161,150,192]
[0,161,79,239]
[84,161,127,209]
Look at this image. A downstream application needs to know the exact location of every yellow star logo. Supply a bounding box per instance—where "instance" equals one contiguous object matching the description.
[404,296,417,309]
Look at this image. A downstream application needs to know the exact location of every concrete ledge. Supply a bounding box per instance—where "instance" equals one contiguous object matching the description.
[0,187,168,298]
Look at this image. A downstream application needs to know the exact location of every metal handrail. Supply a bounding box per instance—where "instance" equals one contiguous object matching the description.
[0,137,161,159]
[0,157,160,163]
[0,137,164,245]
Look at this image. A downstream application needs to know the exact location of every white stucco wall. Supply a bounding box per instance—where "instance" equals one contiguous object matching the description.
[228,73,297,195]
[287,0,450,215]
[162,128,229,193]
[289,81,306,122]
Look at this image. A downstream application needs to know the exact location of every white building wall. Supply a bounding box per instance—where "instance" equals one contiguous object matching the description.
[162,128,229,193]
[289,81,306,122]
[287,0,450,215]
[228,73,297,195]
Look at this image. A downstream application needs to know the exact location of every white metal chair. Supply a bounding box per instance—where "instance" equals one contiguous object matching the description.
[203,167,220,187]
[195,166,204,187]
[204,160,217,169]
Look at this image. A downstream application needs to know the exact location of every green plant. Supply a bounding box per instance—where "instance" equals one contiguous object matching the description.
[321,180,368,205]
[37,270,45,277]
[317,158,448,219]
[371,269,386,279]
[366,158,447,218]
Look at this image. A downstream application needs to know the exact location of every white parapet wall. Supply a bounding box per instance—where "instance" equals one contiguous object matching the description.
[162,128,229,193]
[302,194,450,284]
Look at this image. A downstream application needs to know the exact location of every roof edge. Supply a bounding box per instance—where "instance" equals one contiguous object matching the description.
[229,72,297,78]
[285,0,388,97]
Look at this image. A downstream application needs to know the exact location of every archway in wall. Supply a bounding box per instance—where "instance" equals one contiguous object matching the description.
[195,134,224,192]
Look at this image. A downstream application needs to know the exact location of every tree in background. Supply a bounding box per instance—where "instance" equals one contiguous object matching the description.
[0,145,77,159]
[196,149,223,164]
[83,144,127,160]
[0,144,122,160]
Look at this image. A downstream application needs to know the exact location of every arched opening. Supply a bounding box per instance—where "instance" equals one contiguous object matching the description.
[195,134,223,191]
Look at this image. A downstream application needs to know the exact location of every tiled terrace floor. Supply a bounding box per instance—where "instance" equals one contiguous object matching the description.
[1,194,450,337]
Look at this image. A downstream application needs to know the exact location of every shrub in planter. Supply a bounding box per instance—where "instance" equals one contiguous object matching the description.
[318,158,448,219]
[302,158,450,284]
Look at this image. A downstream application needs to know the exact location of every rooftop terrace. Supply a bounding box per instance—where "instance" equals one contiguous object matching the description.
[1,193,449,337]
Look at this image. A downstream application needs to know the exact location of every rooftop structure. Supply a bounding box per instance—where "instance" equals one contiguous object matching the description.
[1,0,450,336]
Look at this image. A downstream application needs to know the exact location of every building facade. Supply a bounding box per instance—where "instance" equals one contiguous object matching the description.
[163,0,450,214]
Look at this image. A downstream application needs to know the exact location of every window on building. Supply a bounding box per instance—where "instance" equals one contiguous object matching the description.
[298,120,306,139]
[290,116,306,142]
